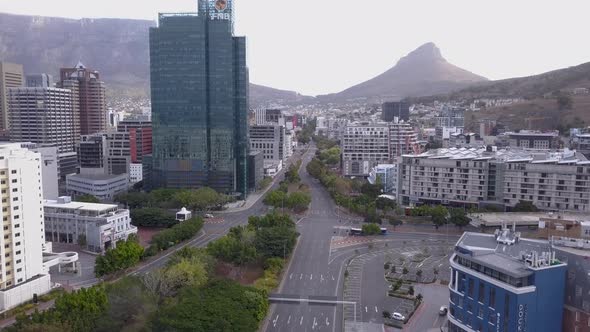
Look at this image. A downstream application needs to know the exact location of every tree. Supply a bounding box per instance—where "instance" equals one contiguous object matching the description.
[402,267,409,274]
[131,208,176,227]
[513,200,539,212]
[285,161,301,183]
[152,280,268,332]
[362,223,382,236]
[174,187,226,212]
[449,208,471,229]
[382,310,391,319]
[95,236,144,277]
[95,277,158,331]
[76,194,100,203]
[557,95,573,110]
[430,205,448,229]
[263,190,287,209]
[416,270,423,278]
[408,285,415,295]
[286,191,311,212]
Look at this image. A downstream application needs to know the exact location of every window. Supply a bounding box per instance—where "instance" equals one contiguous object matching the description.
[489,288,496,307]
[11,179,17,183]
[16,268,21,272]
[478,282,485,302]
[468,279,474,297]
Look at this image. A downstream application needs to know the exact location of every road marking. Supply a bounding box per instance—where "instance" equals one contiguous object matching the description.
[365,306,368,313]
[321,274,324,282]
[300,316,304,325]
[287,315,291,324]
[375,306,378,313]
[273,315,279,327]
[310,274,313,280]
[332,275,335,281]
[300,273,303,280]
[326,317,330,326]
[312,317,318,330]
[289,273,292,280]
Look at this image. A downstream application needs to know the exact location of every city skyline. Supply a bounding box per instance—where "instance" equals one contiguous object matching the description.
[1,0,589,96]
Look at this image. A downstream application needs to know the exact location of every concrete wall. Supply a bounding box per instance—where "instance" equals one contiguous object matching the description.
[0,274,50,312]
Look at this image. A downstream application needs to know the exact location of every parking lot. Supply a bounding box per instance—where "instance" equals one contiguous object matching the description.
[342,240,453,331]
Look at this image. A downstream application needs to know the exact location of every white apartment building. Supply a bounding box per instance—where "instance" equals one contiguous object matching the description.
[66,173,129,201]
[129,163,143,183]
[399,147,590,213]
[368,164,399,196]
[44,196,137,253]
[0,143,51,311]
[342,123,390,177]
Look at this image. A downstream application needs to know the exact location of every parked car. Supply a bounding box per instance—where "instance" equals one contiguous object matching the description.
[204,213,214,219]
[439,306,448,316]
[391,312,405,321]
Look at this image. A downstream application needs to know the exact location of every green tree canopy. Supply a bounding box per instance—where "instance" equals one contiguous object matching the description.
[362,223,382,235]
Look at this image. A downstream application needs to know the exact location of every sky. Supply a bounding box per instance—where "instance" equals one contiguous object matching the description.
[1,0,590,96]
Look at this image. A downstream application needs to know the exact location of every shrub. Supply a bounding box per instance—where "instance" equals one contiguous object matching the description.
[150,218,204,251]
[131,208,177,228]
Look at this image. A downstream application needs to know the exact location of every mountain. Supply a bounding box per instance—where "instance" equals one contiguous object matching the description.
[0,12,306,107]
[440,61,590,101]
[319,42,487,102]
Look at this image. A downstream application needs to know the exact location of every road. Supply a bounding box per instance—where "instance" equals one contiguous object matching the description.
[264,144,347,332]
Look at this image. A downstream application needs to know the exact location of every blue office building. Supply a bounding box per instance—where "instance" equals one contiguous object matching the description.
[448,229,567,332]
[148,0,249,198]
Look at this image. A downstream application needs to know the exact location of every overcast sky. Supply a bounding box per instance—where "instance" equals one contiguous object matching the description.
[2,0,590,96]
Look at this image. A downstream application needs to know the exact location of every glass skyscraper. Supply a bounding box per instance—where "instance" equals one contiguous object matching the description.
[148,0,249,198]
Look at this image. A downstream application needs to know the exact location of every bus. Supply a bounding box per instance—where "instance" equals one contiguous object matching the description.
[349,228,363,236]
[348,227,388,236]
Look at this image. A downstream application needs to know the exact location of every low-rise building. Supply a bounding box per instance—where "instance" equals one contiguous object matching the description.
[505,130,560,150]
[400,147,590,213]
[44,196,136,252]
[368,164,398,195]
[129,163,142,184]
[65,173,128,201]
[448,229,567,332]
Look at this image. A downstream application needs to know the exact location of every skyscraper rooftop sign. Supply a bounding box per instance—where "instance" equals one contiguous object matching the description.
[207,0,232,21]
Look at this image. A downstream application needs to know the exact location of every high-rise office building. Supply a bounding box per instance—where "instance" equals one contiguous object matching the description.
[0,143,51,311]
[8,75,79,178]
[149,0,249,197]
[382,101,410,122]
[0,62,24,136]
[57,62,106,136]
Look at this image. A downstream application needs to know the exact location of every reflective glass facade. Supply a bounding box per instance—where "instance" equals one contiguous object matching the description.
[149,1,248,198]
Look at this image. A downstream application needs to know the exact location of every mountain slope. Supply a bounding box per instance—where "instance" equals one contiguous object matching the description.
[320,42,487,102]
[0,12,306,107]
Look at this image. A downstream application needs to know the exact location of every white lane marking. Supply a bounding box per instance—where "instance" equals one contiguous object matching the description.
[312,317,318,330]
[300,316,304,325]
[273,315,279,327]
[365,306,368,313]
[287,315,291,324]
[310,274,313,280]
[321,274,324,282]
[375,306,378,313]
[332,275,335,281]
[326,317,330,326]
[289,273,293,280]
[300,274,303,280]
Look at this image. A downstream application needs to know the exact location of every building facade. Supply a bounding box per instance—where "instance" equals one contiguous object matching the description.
[0,62,24,136]
[342,123,390,177]
[506,131,560,150]
[389,122,419,157]
[248,151,264,191]
[117,119,152,163]
[65,173,129,201]
[57,62,106,136]
[0,143,51,311]
[44,196,137,252]
[149,1,249,198]
[8,77,79,177]
[399,147,590,212]
[382,101,410,122]
[249,125,285,163]
[78,131,130,177]
[367,164,398,195]
[448,231,566,332]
